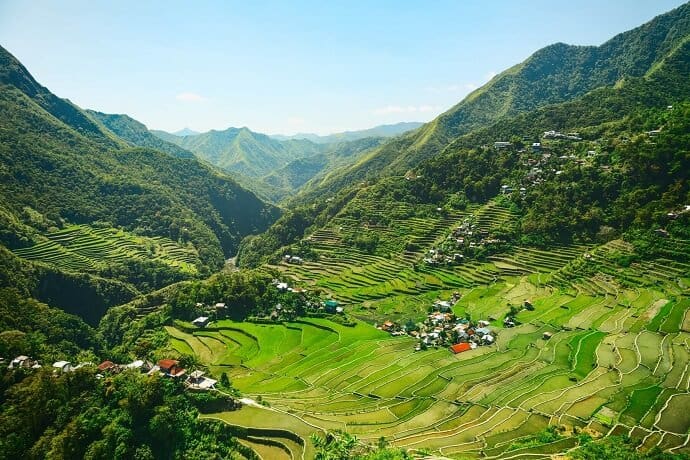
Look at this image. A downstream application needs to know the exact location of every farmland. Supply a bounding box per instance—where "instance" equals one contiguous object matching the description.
[13,224,201,275]
[167,200,690,458]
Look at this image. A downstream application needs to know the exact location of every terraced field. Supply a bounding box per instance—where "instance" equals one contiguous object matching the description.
[271,200,588,322]
[170,263,690,458]
[13,224,200,274]
[165,199,690,457]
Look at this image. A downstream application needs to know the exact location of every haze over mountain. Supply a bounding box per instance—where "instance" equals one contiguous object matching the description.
[269,121,424,143]
[151,121,422,202]
[173,127,200,136]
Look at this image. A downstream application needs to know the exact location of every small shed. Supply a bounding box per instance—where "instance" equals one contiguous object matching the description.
[53,361,72,373]
[192,316,210,328]
[10,355,31,369]
[185,370,217,390]
[158,359,185,378]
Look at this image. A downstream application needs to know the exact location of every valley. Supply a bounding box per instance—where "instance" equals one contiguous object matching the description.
[1,2,690,459]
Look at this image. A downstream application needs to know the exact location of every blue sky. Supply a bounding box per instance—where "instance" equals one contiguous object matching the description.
[0,0,686,135]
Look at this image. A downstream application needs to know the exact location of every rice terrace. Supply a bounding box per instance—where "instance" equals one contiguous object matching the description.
[168,200,690,459]
[3,2,690,458]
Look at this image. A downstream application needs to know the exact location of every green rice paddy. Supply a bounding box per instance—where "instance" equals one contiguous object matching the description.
[169,201,690,458]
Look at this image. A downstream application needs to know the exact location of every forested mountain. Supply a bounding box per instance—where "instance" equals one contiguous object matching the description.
[270,121,423,143]
[152,126,324,178]
[87,110,195,159]
[0,44,280,323]
[153,126,394,203]
[238,4,690,268]
[294,2,690,204]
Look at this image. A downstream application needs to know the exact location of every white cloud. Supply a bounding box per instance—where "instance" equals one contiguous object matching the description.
[373,105,437,115]
[175,92,206,102]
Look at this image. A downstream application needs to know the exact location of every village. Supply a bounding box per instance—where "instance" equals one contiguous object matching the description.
[378,293,491,353]
[2,354,222,392]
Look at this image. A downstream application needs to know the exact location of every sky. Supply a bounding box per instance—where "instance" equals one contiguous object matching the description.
[0,1,686,135]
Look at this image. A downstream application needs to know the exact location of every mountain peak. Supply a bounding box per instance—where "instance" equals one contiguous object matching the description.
[172,127,199,137]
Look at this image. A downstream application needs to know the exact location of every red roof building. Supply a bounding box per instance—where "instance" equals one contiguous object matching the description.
[158,359,186,377]
[450,342,472,354]
[97,360,116,372]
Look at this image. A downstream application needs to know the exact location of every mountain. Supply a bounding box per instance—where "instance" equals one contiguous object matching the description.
[173,127,199,136]
[152,126,400,203]
[270,121,424,143]
[153,126,324,178]
[87,110,195,159]
[238,2,690,268]
[0,44,280,323]
[295,2,690,204]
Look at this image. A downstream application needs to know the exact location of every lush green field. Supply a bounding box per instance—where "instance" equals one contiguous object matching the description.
[167,201,690,458]
[13,224,200,274]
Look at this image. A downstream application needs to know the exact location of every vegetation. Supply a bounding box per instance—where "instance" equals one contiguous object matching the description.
[2,4,690,459]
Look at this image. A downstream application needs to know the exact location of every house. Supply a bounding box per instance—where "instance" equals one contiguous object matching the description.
[501,185,513,194]
[655,229,670,238]
[531,142,541,152]
[435,300,452,312]
[276,282,289,291]
[192,316,210,328]
[125,359,150,372]
[543,332,553,340]
[494,141,512,149]
[380,321,396,332]
[475,327,491,336]
[9,355,32,369]
[214,302,227,310]
[97,360,117,373]
[450,342,472,354]
[53,361,72,373]
[324,299,339,313]
[158,359,186,378]
[185,370,217,390]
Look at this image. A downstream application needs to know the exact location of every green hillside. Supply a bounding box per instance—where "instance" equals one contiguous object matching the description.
[0,44,280,323]
[87,110,196,159]
[155,126,324,178]
[295,2,690,204]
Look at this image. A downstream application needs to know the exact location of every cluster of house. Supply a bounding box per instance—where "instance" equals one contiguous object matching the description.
[377,294,498,354]
[283,254,304,265]
[3,355,217,391]
[542,130,582,141]
[424,218,505,265]
[6,355,92,373]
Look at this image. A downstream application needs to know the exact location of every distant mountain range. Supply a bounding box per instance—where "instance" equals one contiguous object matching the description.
[269,121,424,143]
[151,121,421,202]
